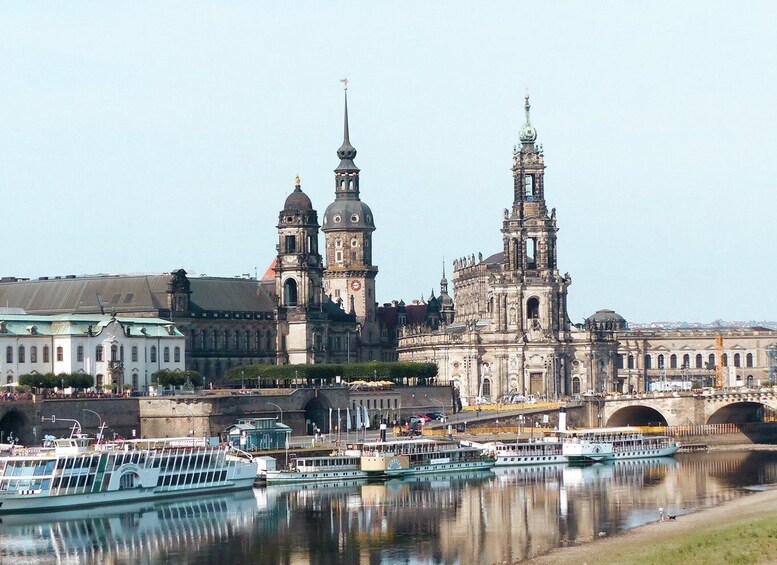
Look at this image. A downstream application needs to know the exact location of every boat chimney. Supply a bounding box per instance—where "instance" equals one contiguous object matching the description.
[558,406,567,432]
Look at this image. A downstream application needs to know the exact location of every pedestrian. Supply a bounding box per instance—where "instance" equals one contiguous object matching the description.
[659,506,664,522]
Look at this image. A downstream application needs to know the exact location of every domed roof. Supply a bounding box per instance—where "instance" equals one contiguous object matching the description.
[587,309,626,324]
[283,177,313,212]
[322,200,375,231]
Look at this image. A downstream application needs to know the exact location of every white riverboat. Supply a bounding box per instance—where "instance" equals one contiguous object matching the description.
[559,427,679,461]
[258,453,368,484]
[465,438,567,467]
[555,406,679,463]
[0,423,257,514]
[349,438,495,478]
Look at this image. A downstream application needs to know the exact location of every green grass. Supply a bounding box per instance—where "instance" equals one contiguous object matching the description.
[601,517,777,565]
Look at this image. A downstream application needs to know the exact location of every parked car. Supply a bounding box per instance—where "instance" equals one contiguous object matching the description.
[426,412,445,422]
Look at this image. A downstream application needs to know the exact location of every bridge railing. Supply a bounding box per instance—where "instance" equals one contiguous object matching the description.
[666,422,776,437]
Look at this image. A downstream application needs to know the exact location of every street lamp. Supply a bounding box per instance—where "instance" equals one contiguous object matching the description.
[265,402,283,423]
[82,409,104,442]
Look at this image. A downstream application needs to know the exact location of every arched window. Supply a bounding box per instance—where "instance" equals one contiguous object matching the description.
[644,355,652,369]
[150,346,157,363]
[30,346,37,363]
[284,279,298,306]
[174,347,181,363]
[683,354,690,368]
[734,353,741,367]
[18,346,25,363]
[722,353,728,366]
[746,353,754,368]
[200,330,207,351]
[5,346,12,363]
[708,353,715,367]
[527,297,540,319]
[482,378,492,399]
[266,331,273,352]
[163,347,170,362]
[56,347,63,362]
[670,354,677,369]
[571,376,581,394]
[233,332,239,350]
[132,346,138,362]
[616,354,624,369]
[223,330,229,350]
[96,346,104,362]
[628,355,635,369]
[695,353,703,368]
[110,344,118,361]
[525,174,534,198]
[43,345,49,363]
[245,330,250,350]
[747,375,754,387]
[658,354,665,369]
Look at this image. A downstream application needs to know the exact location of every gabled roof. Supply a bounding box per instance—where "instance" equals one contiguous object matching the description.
[189,278,275,312]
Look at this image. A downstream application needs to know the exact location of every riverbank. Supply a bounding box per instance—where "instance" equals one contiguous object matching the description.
[528,484,777,564]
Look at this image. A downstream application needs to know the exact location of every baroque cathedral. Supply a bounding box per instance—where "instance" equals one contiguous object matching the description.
[397,96,777,405]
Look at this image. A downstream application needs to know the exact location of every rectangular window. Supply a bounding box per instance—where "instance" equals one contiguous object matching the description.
[285,235,296,253]
[18,347,25,363]
[56,347,63,362]
[5,347,11,363]
[31,346,37,364]
[76,345,84,362]
[174,347,181,363]
[43,346,49,363]
[132,346,138,362]
[164,347,170,363]
[96,346,103,362]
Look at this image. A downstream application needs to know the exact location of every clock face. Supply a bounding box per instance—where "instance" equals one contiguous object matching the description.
[350,280,362,291]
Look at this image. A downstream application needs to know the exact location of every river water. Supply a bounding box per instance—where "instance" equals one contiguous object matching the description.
[2,450,777,564]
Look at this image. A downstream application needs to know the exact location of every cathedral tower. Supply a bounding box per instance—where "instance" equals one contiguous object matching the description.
[499,94,571,342]
[276,176,325,364]
[322,85,379,360]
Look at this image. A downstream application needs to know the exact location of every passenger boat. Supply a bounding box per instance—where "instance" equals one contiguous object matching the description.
[559,427,679,461]
[349,438,495,478]
[555,406,679,463]
[0,421,257,514]
[464,438,567,467]
[257,453,368,484]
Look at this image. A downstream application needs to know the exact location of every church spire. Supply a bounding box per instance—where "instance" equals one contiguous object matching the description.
[519,91,538,145]
[336,79,358,171]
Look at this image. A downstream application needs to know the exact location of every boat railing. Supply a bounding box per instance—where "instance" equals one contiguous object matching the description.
[228,445,254,461]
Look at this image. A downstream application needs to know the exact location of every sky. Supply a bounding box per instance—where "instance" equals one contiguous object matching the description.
[2,2,776,324]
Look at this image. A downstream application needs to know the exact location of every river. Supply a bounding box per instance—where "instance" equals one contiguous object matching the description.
[1,450,776,564]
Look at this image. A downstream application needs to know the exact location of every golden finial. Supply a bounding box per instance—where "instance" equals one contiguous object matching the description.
[295,174,301,186]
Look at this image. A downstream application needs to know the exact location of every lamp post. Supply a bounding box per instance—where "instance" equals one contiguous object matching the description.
[82,408,104,442]
[266,402,283,423]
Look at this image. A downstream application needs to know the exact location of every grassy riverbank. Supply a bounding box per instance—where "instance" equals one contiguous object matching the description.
[529,487,777,564]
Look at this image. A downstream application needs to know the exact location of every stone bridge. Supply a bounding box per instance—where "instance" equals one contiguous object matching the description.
[595,390,777,427]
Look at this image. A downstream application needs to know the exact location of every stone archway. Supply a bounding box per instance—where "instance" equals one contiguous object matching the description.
[0,410,27,444]
[304,397,329,434]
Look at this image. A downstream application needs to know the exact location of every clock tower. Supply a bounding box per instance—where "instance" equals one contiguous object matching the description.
[322,85,379,360]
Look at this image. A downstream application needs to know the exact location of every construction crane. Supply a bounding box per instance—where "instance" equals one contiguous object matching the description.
[715,335,724,389]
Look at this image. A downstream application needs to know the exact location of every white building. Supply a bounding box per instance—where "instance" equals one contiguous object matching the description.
[0,312,185,393]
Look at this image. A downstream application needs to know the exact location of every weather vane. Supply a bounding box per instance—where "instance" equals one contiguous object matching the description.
[340,77,348,91]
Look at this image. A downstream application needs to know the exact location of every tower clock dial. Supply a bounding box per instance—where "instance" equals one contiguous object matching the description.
[350,280,362,291]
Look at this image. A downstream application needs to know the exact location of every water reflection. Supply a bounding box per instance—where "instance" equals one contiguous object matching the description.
[1,452,777,564]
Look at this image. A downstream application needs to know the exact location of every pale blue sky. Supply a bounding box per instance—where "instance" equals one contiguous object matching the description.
[2,2,776,324]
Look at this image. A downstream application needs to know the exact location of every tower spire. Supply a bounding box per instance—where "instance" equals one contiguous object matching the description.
[337,79,358,167]
[519,91,537,144]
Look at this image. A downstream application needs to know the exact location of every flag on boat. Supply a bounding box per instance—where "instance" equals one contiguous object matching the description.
[355,404,362,429]
[364,405,370,429]
[346,407,352,431]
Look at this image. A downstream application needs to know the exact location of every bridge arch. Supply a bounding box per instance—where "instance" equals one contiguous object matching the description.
[707,401,766,424]
[606,405,670,427]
